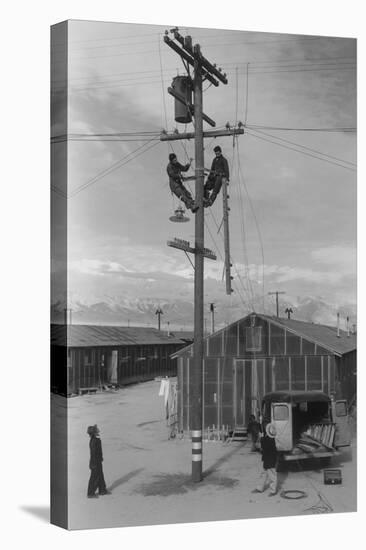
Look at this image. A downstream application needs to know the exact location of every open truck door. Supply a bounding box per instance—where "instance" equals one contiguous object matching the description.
[271,402,293,451]
[332,399,351,448]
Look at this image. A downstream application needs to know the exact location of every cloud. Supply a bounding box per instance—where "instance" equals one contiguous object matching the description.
[311,245,356,271]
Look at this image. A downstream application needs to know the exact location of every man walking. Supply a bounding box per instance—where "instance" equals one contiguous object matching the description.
[204,145,229,206]
[166,153,198,213]
[87,425,111,498]
[252,423,278,496]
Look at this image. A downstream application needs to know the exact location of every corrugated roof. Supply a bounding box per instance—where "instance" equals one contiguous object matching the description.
[170,330,194,341]
[51,324,186,347]
[171,313,356,357]
[258,314,356,355]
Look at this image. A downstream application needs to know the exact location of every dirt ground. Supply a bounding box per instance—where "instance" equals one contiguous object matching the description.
[58,379,357,530]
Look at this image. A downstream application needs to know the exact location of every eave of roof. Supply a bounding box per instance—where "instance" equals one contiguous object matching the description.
[51,324,187,347]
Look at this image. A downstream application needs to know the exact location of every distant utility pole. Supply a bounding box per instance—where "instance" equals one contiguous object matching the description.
[285,307,293,319]
[268,291,286,318]
[155,307,163,331]
[162,28,243,482]
[210,303,216,334]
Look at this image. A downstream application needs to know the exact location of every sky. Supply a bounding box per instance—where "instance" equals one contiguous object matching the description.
[51,19,357,330]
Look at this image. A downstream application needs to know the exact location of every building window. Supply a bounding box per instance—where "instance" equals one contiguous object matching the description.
[273,404,289,421]
[84,349,93,366]
[246,327,262,352]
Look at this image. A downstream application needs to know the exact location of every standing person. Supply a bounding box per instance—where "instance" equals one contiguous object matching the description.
[252,423,278,496]
[87,425,111,498]
[204,145,230,206]
[166,153,198,213]
[247,414,261,452]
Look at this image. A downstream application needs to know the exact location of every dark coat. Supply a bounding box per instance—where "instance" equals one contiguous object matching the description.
[167,161,190,183]
[260,434,277,469]
[247,419,261,437]
[209,155,229,180]
[89,436,103,469]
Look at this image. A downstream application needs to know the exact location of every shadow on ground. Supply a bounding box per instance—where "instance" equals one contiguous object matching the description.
[108,468,144,491]
[136,472,239,497]
[205,443,247,476]
[137,420,160,427]
[20,506,50,523]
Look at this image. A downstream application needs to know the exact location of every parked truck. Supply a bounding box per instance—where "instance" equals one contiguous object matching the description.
[261,391,351,462]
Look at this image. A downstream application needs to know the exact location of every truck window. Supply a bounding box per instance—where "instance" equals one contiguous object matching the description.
[335,401,347,417]
[273,404,289,421]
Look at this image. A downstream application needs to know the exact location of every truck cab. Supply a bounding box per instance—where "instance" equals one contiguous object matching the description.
[261,391,351,461]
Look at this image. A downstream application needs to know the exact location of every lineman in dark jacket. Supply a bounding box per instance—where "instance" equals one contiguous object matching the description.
[87,425,111,498]
[167,153,198,213]
[252,423,278,496]
[204,146,230,206]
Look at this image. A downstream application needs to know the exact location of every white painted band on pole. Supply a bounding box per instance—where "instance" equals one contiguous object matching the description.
[192,454,202,462]
[191,430,202,437]
[192,442,202,450]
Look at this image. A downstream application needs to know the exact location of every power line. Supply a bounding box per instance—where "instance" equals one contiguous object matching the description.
[52,137,161,144]
[245,124,356,132]
[246,129,357,171]
[236,136,266,313]
[51,63,356,94]
[69,139,160,198]
[231,142,256,308]
[51,56,355,85]
[56,35,332,61]
[52,35,347,63]
[249,128,356,166]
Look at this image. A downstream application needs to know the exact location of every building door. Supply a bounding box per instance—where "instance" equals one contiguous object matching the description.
[234,360,252,426]
[332,399,351,447]
[107,350,118,384]
[271,402,293,451]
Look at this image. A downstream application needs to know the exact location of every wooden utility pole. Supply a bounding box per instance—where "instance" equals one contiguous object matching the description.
[163,28,243,483]
[155,307,163,331]
[268,291,286,317]
[285,307,293,319]
[222,177,233,295]
[210,303,216,334]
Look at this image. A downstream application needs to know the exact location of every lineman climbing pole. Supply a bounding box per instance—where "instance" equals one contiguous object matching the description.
[162,28,243,482]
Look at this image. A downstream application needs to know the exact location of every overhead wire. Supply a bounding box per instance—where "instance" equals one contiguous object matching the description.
[236,135,266,313]
[55,35,336,62]
[52,63,356,94]
[51,56,355,86]
[245,129,357,171]
[158,34,174,157]
[226,128,256,309]
[245,124,356,132]
[69,139,160,198]
[248,128,356,167]
[244,63,249,125]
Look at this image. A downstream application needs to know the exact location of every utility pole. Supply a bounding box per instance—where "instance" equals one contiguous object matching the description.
[268,291,286,318]
[222,176,233,295]
[155,307,163,331]
[210,303,216,334]
[285,307,293,319]
[162,28,243,483]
